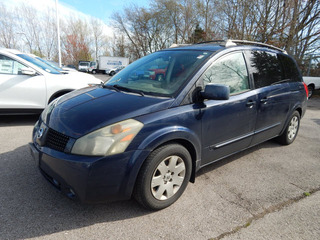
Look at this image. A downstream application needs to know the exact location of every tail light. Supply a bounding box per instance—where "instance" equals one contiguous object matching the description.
[303,82,309,99]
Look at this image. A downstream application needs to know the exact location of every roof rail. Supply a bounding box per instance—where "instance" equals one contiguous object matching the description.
[231,40,287,53]
[196,39,287,53]
[169,43,192,48]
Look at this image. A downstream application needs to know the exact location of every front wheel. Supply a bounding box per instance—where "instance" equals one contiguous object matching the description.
[277,111,300,145]
[134,144,192,210]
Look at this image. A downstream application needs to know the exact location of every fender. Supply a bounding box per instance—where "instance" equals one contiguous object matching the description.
[138,126,201,154]
[48,89,74,104]
[122,126,202,198]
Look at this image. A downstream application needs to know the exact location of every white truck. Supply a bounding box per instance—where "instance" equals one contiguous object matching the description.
[78,61,91,72]
[89,56,129,75]
[303,76,320,97]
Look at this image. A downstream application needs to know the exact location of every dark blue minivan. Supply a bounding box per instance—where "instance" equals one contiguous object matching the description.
[30,40,308,210]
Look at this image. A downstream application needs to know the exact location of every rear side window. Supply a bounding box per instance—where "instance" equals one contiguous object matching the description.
[245,51,282,88]
[278,54,301,82]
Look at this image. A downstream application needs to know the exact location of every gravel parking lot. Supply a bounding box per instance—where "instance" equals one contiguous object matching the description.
[0,86,319,240]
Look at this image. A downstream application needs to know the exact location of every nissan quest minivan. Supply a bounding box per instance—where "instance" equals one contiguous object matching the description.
[29,40,308,210]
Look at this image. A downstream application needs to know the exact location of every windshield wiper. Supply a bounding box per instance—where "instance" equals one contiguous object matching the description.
[113,85,145,96]
[102,84,120,92]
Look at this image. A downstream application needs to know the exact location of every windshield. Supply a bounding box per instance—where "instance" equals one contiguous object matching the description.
[17,54,62,74]
[105,50,211,97]
[35,57,64,72]
[79,62,89,66]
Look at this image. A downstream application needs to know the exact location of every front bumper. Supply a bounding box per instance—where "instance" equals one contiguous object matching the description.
[29,124,150,203]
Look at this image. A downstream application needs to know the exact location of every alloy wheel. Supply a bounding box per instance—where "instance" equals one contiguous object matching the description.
[151,155,186,201]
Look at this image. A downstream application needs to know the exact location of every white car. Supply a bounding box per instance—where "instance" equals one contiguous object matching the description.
[303,76,320,98]
[0,48,102,114]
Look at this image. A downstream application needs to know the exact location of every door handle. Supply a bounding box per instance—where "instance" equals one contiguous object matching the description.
[246,100,255,108]
[260,98,268,104]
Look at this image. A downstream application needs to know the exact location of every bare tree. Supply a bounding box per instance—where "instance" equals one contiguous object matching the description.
[0,3,17,48]
[40,7,58,59]
[61,17,92,65]
[112,4,172,58]
[90,17,107,61]
[15,4,43,55]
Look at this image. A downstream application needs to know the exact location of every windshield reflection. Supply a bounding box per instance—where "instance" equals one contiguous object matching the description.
[105,50,211,97]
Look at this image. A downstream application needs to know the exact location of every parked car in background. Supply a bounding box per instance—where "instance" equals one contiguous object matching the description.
[303,76,320,97]
[110,65,126,76]
[78,61,90,72]
[149,66,167,81]
[66,64,77,70]
[45,60,78,72]
[0,48,101,114]
[30,40,307,210]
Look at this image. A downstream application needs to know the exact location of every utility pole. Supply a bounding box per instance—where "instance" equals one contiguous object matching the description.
[56,0,62,67]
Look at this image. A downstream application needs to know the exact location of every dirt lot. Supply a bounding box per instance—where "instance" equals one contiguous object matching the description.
[0,92,319,240]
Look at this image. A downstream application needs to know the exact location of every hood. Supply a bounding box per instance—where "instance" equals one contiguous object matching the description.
[43,87,174,138]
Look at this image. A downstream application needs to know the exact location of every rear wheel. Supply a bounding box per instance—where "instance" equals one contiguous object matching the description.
[134,144,192,210]
[308,85,314,98]
[277,111,300,145]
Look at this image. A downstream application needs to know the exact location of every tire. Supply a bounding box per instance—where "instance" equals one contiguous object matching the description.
[134,143,192,210]
[308,85,314,98]
[48,91,70,103]
[277,111,300,145]
[110,71,115,76]
[92,70,97,74]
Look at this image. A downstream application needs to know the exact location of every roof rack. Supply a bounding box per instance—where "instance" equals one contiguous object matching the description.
[196,39,287,53]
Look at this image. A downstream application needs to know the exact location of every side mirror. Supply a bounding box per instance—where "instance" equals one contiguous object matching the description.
[21,67,37,76]
[201,84,230,100]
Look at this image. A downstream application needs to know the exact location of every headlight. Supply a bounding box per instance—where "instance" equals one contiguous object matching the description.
[71,119,143,156]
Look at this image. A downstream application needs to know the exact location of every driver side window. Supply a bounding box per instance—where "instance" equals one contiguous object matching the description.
[0,54,26,75]
[201,52,250,94]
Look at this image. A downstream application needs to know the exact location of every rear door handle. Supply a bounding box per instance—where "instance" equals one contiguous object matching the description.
[246,100,256,108]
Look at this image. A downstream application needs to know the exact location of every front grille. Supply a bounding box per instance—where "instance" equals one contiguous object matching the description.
[45,128,69,152]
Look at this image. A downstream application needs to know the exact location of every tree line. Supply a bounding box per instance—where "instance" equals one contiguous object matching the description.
[0,2,110,67]
[1,0,319,74]
[112,0,320,75]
